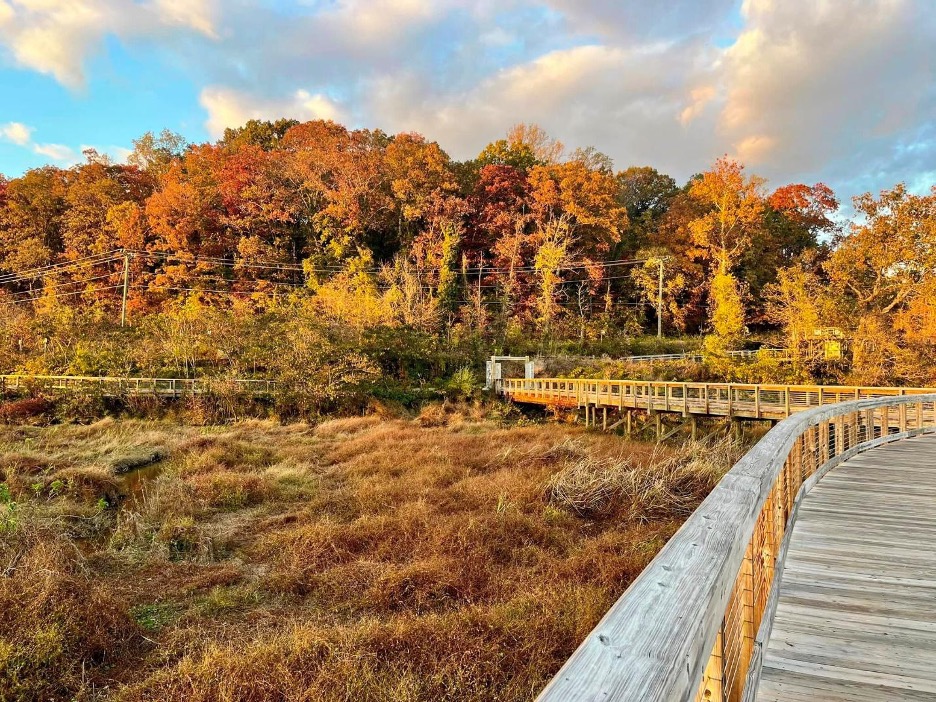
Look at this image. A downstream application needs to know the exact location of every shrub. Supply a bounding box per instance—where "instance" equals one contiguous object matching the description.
[0,397,52,424]
[446,367,478,401]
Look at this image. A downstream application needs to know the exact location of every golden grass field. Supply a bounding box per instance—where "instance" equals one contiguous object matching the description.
[0,403,738,701]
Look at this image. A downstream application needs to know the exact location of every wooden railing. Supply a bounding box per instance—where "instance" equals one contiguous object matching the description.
[535,393,936,701]
[537,349,790,365]
[0,374,276,396]
[502,378,936,419]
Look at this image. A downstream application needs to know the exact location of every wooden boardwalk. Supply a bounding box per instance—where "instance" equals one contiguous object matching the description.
[502,377,936,421]
[0,374,275,396]
[756,433,936,701]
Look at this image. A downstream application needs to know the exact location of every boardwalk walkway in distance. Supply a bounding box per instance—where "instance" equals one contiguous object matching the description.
[757,433,936,701]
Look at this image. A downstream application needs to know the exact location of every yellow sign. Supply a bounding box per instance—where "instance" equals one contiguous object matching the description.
[824,340,842,360]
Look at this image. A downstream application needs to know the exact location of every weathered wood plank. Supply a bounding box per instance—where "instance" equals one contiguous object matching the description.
[755,434,936,700]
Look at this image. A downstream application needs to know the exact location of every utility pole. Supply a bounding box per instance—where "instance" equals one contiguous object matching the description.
[657,257,665,339]
[120,251,130,327]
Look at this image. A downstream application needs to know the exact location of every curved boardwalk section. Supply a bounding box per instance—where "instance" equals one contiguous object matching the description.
[757,433,936,701]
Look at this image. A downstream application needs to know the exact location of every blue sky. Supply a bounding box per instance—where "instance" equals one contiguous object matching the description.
[0,0,933,204]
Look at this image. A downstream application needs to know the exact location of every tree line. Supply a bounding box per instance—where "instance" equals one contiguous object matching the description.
[0,119,934,389]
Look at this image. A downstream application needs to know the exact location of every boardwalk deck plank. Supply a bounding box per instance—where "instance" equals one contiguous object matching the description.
[755,434,936,701]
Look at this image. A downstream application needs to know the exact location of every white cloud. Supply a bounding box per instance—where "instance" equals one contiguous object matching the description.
[0,121,33,145]
[0,0,219,88]
[680,86,717,126]
[200,86,346,138]
[0,0,934,201]
[360,40,722,174]
[152,0,218,39]
[0,120,82,164]
[716,0,936,187]
[542,0,738,40]
[33,142,77,163]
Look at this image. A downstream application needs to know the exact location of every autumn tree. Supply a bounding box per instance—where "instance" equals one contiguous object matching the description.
[282,122,394,264]
[507,123,565,165]
[688,158,766,351]
[741,183,838,318]
[128,129,188,179]
[143,144,235,299]
[826,185,936,383]
[688,157,765,272]
[476,139,539,171]
[62,155,154,259]
[533,216,573,332]
[0,166,71,282]
[615,166,679,255]
[384,133,459,250]
[221,119,300,151]
[702,267,747,370]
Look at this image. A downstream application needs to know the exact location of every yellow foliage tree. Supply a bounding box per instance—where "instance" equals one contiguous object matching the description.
[703,268,746,367]
[688,157,765,272]
[534,217,573,330]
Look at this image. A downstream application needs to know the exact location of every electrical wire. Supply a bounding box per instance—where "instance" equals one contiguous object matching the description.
[0,252,122,284]
[0,284,126,307]
[1,271,121,300]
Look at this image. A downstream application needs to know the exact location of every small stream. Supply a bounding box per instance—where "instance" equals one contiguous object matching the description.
[119,460,165,511]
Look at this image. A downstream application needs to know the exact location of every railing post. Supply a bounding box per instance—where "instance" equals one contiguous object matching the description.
[699,633,724,702]
[834,415,844,457]
[732,541,756,702]
[784,386,790,416]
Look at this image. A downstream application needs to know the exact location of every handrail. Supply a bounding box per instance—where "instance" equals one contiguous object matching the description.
[0,374,277,395]
[535,393,936,701]
[501,378,936,420]
[534,349,790,365]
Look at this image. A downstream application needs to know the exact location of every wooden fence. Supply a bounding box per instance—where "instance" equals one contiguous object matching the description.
[501,378,936,420]
[534,393,936,701]
[0,374,276,397]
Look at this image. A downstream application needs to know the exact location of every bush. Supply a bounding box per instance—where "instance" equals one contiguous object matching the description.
[0,397,52,424]
[446,367,478,401]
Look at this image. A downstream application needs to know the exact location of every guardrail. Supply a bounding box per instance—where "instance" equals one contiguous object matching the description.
[536,393,936,701]
[536,349,790,365]
[502,378,936,419]
[0,374,276,396]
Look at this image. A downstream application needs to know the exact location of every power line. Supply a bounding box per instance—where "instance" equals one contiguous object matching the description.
[0,252,122,284]
[1,271,121,300]
[0,284,126,307]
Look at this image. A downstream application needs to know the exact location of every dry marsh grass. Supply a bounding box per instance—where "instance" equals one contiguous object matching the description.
[0,410,740,701]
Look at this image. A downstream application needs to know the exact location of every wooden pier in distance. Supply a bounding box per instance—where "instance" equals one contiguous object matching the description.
[501,378,936,431]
